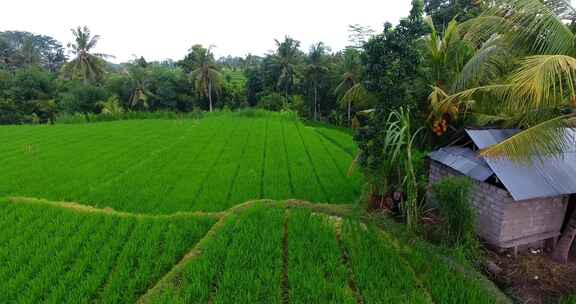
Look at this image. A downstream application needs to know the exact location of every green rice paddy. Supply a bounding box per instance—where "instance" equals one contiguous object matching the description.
[0,112,509,303]
[0,112,361,213]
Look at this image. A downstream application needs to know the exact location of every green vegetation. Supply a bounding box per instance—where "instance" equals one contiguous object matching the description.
[560,294,576,304]
[0,197,215,303]
[287,210,353,303]
[431,177,477,250]
[141,202,509,304]
[0,112,361,214]
[5,0,572,301]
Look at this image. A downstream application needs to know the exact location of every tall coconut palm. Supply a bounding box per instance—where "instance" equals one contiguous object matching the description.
[335,48,365,125]
[436,0,576,263]
[190,46,221,112]
[61,26,110,84]
[306,42,329,120]
[126,64,152,110]
[273,36,301,102]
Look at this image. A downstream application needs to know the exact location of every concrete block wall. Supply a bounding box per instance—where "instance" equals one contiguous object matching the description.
[428,161,568,249]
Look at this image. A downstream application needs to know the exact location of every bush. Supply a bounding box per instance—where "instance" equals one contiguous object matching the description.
[431,177,478,252]
[56,110,204,124]
[0,99,26,124]
[257,92,285,111]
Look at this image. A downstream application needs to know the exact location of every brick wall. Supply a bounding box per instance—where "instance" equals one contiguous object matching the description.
[429,161,568,249]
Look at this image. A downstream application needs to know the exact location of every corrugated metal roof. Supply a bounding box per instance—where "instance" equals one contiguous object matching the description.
[464,129,576,201]
[466,129,520,149]
[429,147,494,181]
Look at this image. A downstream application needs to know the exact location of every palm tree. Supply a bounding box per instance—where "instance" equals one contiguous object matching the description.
[335,48,364,125]
[61,26,110,84]
[306,42,329,120]
[273,36,301,102]
[126,64,152,110]
[436,0,576,262]
[190,46,221,112]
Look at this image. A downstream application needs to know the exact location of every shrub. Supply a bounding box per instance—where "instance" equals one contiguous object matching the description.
[560,294,576,304]
[431,177,478,251]
[257,92,285,111]
[55,110,204,124]
[0,99,26,124]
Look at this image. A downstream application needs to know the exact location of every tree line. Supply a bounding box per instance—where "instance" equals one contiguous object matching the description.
[0,0,477,126]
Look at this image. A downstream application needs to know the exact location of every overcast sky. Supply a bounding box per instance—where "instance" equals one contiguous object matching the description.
[1,0,413,63]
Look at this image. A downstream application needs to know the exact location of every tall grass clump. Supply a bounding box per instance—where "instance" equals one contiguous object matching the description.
[354,107,424,232]
[431,177,479,257]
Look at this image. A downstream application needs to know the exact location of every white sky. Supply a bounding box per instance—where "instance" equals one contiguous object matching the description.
[0,0,413,63]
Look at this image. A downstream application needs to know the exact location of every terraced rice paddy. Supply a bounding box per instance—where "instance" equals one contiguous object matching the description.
[0,197,215,303]
[141,202,508,304]
[0,112,361,213]
[0,112,508,303]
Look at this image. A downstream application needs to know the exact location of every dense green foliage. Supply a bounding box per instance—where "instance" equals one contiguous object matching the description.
[431,177,477,250]
[0,198,214,303]
[0,112,362,213]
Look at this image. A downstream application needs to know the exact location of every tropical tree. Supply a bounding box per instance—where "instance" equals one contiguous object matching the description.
[0,31,67,72]
[334,48,368,124]
[126,64,152,110]
[61,26,109,84]
[435,0,576,263]
[189,45,221,112]
[423,17,476,136]
[306,42,329,120]
[273,36,301,101]
[424,0,483,32]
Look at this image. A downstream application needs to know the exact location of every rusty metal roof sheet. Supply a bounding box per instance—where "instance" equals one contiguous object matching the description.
[429,147,494,181]
[464,129,576,201]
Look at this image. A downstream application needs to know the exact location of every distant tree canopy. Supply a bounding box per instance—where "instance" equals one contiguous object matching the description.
[424,0,482,32]
[362,0,428,110]
[0,1,483,126]
[0,31,67,72]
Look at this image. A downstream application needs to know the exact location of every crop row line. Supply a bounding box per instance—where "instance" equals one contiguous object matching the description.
[294,121,330,203]
[259,118,270,198]
[224,119,257,204]
[282,210,290,304]
[79,121,198,200]
[313,128,355,157]
[334,221,365,304]
[146,119,227,212]
[280,117,296,196]
[190,118,248,207]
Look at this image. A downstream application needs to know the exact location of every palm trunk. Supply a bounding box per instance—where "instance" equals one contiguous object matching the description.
[552,209,576,263]
[314,85,318,120]
[347,101,352,127]
[285,86,288,108]
[208,81,213,112]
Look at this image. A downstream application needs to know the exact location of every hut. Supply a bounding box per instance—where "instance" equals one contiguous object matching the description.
[428,129,576,253]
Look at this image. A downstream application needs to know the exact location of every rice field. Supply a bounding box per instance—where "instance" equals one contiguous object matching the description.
[141,202,508,304]
[0,112,509,303]
[0,197,215,303]
[0,112,362,214]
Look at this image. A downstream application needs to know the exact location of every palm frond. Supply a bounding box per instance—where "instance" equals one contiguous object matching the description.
[467,0,575,55]
[472,112,513,126]
[339,83,366,108]
[481,114,576,161]
[452,35,511,91]
[507,55,576,112]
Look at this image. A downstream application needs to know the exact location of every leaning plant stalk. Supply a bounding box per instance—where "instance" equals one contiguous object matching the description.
[401,109,423,233]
